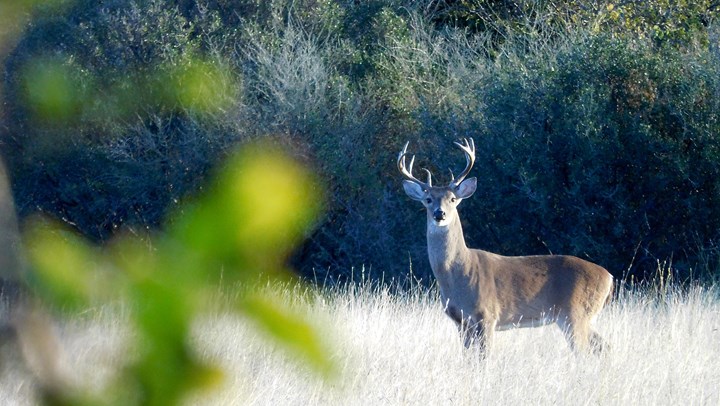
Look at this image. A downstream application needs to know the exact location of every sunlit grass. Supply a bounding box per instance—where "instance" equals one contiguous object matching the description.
[3,280,719,405]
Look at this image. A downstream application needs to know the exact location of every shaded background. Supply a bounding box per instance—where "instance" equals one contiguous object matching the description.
[3,0,720,285]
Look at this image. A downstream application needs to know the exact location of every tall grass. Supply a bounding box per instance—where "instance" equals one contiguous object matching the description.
[2,280,719,405]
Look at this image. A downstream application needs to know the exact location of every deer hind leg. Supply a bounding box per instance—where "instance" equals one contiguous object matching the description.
[556,310,608,355]
[557,316,592,353]
[588,329,608,354]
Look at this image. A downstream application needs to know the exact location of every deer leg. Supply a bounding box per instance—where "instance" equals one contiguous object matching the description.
[589,329,608,354]
[444,304,463,325]
[463,314,496,355]
[462,318,483,349]
[557,316,591,353]
[479,318,496,353]
[445,305,495,353]
[444,305,476,347]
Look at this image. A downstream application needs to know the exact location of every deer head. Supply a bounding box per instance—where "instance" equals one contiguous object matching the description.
[398,138,477,227]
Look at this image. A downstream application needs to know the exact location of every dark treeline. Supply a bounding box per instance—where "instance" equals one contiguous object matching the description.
[2,0,720,285]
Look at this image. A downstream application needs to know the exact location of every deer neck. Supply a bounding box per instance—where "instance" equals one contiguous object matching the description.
[426,214,472,275]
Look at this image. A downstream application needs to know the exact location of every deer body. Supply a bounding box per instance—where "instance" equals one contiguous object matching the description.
[399,139,613,353]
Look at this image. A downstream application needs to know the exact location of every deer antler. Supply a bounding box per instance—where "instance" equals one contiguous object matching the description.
[451,138,475,188]
[398,142,432,190]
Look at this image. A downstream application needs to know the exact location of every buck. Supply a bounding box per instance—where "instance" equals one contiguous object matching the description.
[398,138,613,354]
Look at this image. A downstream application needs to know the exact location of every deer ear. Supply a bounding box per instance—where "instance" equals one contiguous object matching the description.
[402,180,427,201]
[455,177,477,199]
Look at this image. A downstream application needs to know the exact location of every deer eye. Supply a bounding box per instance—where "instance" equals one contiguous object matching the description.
[425,198,432,204]
[451,197,457,203]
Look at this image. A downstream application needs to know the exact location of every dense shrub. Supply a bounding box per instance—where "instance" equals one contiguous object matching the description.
[471,35,720,279]
[431,0,719,46]
[3,0,720,285]
[2,0,243,239]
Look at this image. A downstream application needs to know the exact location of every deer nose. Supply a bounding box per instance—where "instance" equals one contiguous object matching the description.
[433,209,446,222]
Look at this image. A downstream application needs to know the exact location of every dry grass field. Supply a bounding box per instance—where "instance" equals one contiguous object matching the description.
[2,281,719,405]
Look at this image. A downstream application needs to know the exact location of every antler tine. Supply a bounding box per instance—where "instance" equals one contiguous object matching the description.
[451,137,476,187]
[421,168,432,187]
[397,141,431,190]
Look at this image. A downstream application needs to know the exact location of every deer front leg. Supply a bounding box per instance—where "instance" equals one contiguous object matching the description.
[444,304,495,352]
[463,314,496,353]
[462,319,483,349]
[444,304,476,347]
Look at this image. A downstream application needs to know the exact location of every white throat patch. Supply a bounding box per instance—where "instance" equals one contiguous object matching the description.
[429,217,452,229]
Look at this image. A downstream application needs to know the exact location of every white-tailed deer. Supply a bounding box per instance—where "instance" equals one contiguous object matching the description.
[398,138,613,354]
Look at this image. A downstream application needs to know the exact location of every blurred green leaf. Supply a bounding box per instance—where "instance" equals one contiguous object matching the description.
[169,142,324,280]
[228,144,323,263]
[241,293,334,377]
[170,58,238,113]
[24,217,102,311]
[22,143,333,405]
[129,278,220,406]
[20,57,83,123]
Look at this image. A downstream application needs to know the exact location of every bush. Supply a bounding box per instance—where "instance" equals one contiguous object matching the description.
[2,0,244,240]
[430,0,719,47]
[4,0,720,285]
[354,9,720,282]
[474,34,720,279]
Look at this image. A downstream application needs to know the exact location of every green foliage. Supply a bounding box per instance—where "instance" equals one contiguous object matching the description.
[23,144,332,404]
[431,0,719,46]
[3,0,242,239]
[600,0,718,45]
[479,34,720,279]
[17,55,86,124]
[4,0,720,287]
[431,0,584,39]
